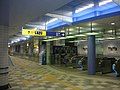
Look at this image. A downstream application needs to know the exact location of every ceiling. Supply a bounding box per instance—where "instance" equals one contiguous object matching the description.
[7,0,94,42]
[45,15,120,41]
[0,0,73,35]
[6,0,120,43]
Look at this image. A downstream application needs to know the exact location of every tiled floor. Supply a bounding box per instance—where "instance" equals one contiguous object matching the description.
[8,56,120,90]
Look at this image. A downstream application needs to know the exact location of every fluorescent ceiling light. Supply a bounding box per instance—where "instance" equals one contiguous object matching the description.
[80,40,87,42]
[75,0,112,13]
[59,37,66,40]
[86,32,99,35]
[46,18,58,25]
[21,37,27,40]
[61,30,65,32]
[96,38,104,40]
[75,34,86,37]
[99,0,112,6]
[43,35,76,42]
[75,4,94,13]
[111,22,115,25]
[11,41,14,44]
[69,28,74,31]
[105,37,115,40]
[69,41,78,43]
[108,30,113,33]
[46,13,73,23]
[43,37,65,42]
[69,39,86,42]
[66,36,76,39]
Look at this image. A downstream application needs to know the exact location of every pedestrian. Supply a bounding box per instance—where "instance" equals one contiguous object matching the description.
[112,61,119,77]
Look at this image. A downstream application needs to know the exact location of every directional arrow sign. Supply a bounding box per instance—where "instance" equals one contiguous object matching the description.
[56,32,65,37]
[46,32,65,37]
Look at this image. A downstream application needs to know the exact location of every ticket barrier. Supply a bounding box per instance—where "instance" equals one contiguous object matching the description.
[70,56,87,70]
[97,57,117,74]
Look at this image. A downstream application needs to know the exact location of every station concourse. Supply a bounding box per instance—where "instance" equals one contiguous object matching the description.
[0,0,120,90]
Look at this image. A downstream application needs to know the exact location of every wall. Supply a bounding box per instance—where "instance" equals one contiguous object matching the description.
[77,39,120,58]
[103,39,120,58]
[77,41,88,56]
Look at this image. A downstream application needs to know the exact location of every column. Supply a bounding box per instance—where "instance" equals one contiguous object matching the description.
[0,26,9,89]
[87,35,96,75]
[46,42,51,64]
[28,43,32,56]
[20,44,24,54]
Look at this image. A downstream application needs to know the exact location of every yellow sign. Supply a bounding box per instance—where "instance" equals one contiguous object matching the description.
[22,29,46,36]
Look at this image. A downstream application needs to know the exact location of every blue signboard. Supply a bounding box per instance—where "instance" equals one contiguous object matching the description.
[46,32,65,37]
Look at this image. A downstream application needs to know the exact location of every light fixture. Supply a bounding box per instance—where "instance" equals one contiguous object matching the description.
[105,37,115,40]
[75,34,86,37]
[69,28,74,31]
[16,39,20,42]
[71,39,87,42]
[8,45,10,47]
[27,43,29,47]
[69,41,78,43]
[111,22,115,25]
[46,18,58,25]
[66,35,76,39]
[99,0,112,6]
[96,38,104,41]
[61,30,65,32]
[108,30,113,33]
[88,23,97,26]
[75,4,94,13]
[86,32,99,35]
[43,37,66,42]
[11,41,14,44]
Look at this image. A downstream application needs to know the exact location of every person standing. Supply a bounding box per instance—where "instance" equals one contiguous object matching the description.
[112,61,119,77]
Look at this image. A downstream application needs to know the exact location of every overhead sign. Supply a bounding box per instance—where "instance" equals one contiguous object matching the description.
[22,29,46,36]
[46,32,65,37]
[22,29,65,37]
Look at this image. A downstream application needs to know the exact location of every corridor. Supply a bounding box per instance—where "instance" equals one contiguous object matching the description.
[8,56,120,90]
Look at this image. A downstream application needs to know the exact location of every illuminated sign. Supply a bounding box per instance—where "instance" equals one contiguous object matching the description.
[22,29,46,36]
[22,29,65,37]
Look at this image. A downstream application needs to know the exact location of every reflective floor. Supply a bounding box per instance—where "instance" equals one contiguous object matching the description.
[8,56,120,90]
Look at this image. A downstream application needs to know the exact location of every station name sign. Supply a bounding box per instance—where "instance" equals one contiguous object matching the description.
[22,29,46,36]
